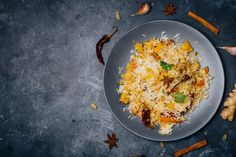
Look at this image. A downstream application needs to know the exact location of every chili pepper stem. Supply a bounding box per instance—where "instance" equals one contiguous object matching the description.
[108,28,118,38]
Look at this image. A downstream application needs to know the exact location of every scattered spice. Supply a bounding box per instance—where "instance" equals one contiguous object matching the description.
[223,133,227,141]
[217,46,236,56]
[104,133,119,150]
[96,28,118,65]
[182,74,191,82]
[115,10,121,20]
[167,111,176,117]
[160,141,164,148]
[163,3,176,16]
[221,84,236,121]
[131,2,151,16]
[90,103,97,109]
[151,53,161,61]
[163,76,174,88]
[72,119,76,123]
[174,139,208,157]
[187,11,219,34]
[166,39,175,46]
[142,109,151,127]
[190,93,195,106]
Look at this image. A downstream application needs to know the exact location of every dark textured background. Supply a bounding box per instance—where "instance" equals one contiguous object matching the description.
[0,0,235,157]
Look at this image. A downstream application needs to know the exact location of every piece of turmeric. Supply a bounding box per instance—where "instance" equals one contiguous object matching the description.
[220,84,236,121]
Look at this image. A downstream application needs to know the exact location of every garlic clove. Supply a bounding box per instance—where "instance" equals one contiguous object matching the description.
[217,46,236,56]
[131,2,151,16]
[224,46,236,55]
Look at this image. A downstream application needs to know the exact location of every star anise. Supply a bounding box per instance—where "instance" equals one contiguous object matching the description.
[163,3,176,16]
[104,133,118,150]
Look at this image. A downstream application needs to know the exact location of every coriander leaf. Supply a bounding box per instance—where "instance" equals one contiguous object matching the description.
[174,93,187,103]
[160,61,173,71]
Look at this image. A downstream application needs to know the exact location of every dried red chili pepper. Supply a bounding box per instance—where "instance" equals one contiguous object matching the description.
[96,28,118,65]
[142,109,151,127]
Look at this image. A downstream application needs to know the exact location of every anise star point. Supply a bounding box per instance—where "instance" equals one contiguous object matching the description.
[104,133,118,150]
[163,3,176,16]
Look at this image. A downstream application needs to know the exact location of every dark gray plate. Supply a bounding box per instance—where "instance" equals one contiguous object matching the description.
[103,20,224,141]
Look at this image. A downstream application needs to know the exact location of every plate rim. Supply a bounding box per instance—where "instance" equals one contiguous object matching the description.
[103,20,225,141]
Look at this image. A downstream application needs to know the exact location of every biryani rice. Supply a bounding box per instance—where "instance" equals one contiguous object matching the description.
[119,36,211,135]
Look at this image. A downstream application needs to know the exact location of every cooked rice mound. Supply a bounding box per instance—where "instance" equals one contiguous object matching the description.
[119,37,211,135]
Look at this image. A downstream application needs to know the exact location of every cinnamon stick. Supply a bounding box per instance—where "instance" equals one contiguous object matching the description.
[174,139,208,157]
[188,11,219,34]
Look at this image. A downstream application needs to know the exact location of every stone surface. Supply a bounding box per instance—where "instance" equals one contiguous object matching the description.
[0,0,235,156]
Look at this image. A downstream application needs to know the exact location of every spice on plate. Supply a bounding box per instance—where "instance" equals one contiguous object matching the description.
[182,74,191,82]
[174,139,208,157]
[115,10,121,20]
[163,76,174,88]
[96,28,118,65]
[104,133,119,150]
[187,11,219,34]
[131,2,151,16]
[163,3,176,16]
[142,109,151,127]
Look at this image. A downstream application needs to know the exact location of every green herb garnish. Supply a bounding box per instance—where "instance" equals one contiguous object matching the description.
[160,61,173,71]
[174,93,187,103]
